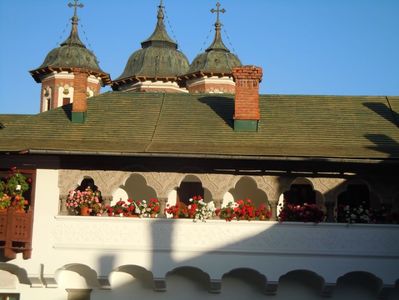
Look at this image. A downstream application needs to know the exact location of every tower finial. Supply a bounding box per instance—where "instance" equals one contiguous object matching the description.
[206,2,229,52]
[157,0,165,21]
[68,0,84,25]
[211,2,226,26]
[62,0,85,47]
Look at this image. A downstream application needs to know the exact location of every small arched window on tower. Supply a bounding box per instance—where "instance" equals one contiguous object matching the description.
[42,87,52,112]
[62,85,71,105]
[87,87,94,98]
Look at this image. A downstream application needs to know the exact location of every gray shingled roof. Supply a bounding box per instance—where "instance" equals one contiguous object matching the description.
[0,93,398,160]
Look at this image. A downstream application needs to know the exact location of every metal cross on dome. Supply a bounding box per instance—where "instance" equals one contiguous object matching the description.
[68,0,84,18]
[211,2,226,24]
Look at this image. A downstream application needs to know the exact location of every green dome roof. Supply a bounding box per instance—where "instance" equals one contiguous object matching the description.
[30,12,110,84]
[113,3,189,85]
[187,10,241,76]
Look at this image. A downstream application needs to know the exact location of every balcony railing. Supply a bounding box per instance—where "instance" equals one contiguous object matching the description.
[0,208,33,259]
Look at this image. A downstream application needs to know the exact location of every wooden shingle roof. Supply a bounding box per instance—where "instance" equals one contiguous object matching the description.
[0,92,398,160]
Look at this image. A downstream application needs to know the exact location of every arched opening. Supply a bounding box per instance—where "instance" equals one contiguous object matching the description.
[278,179,325,222]
[77,177,98,193]
[284,179,316,206]
[121,174,157,200]
[177,175,204,206]
[337,183,371,223]
[228,176,268,206]
[66,176,102,216]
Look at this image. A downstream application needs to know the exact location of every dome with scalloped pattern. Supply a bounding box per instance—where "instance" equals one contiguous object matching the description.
[187,20,241,76]
[30,14,110,84]
[112,4,189,88]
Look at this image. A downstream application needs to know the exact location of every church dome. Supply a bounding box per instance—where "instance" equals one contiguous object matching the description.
[30,10,110,84]
[39,36,101,72]
[186,7,241,76]
[112,3,189,88]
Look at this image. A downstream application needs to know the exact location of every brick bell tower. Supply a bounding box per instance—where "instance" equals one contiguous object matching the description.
[29,0,110,121]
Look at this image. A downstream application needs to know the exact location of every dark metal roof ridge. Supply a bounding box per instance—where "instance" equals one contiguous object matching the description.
[23,149,399,164]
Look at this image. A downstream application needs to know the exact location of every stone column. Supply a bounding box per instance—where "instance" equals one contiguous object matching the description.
[269,200,279,221]
[213,198,223,219]
[102,195,112,207]
[158,197,168,218]
[325,201,336,223]
[59,194,69,215]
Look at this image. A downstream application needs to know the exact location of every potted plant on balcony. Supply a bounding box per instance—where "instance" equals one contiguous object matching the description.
[217,199,271,221]
[186,196,215,222]
[6,171,30,196]
[136,198,161,218]
[278,202,325,223]
[256,203,273,220]
[107,198,139,217]
[2,170,31,212]
[66,187,103,216]
[0,192,11,211]
[336,202,370,224]
[216,201,236,221]
[0,180,11,211]
[164,203,181,218]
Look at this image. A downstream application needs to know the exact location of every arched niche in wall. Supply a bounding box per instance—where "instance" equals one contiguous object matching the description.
[334,271,382,299]
[55,264,99,289]
[119,174,157,201]
[109,265,153,291]
[222,268,267,295]
[0,264,30,286]
[165,266,210,294]
[228,176,268,207]
[278,270,325,299]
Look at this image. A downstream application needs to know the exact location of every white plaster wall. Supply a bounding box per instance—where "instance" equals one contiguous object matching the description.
[2,169,399,299]
[187,76,235,89]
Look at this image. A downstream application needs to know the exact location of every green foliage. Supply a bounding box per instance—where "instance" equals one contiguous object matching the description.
[7,172,29,195]
[0,180,5,197]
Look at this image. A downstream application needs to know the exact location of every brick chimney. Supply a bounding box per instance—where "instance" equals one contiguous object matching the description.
[232,66,263,132]
[71,71,89,123]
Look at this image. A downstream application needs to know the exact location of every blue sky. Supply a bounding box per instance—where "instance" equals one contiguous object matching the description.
[0,0,398,114]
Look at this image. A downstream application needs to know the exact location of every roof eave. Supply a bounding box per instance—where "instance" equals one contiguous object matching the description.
[14,149,399,165]
[29,66,112,86]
